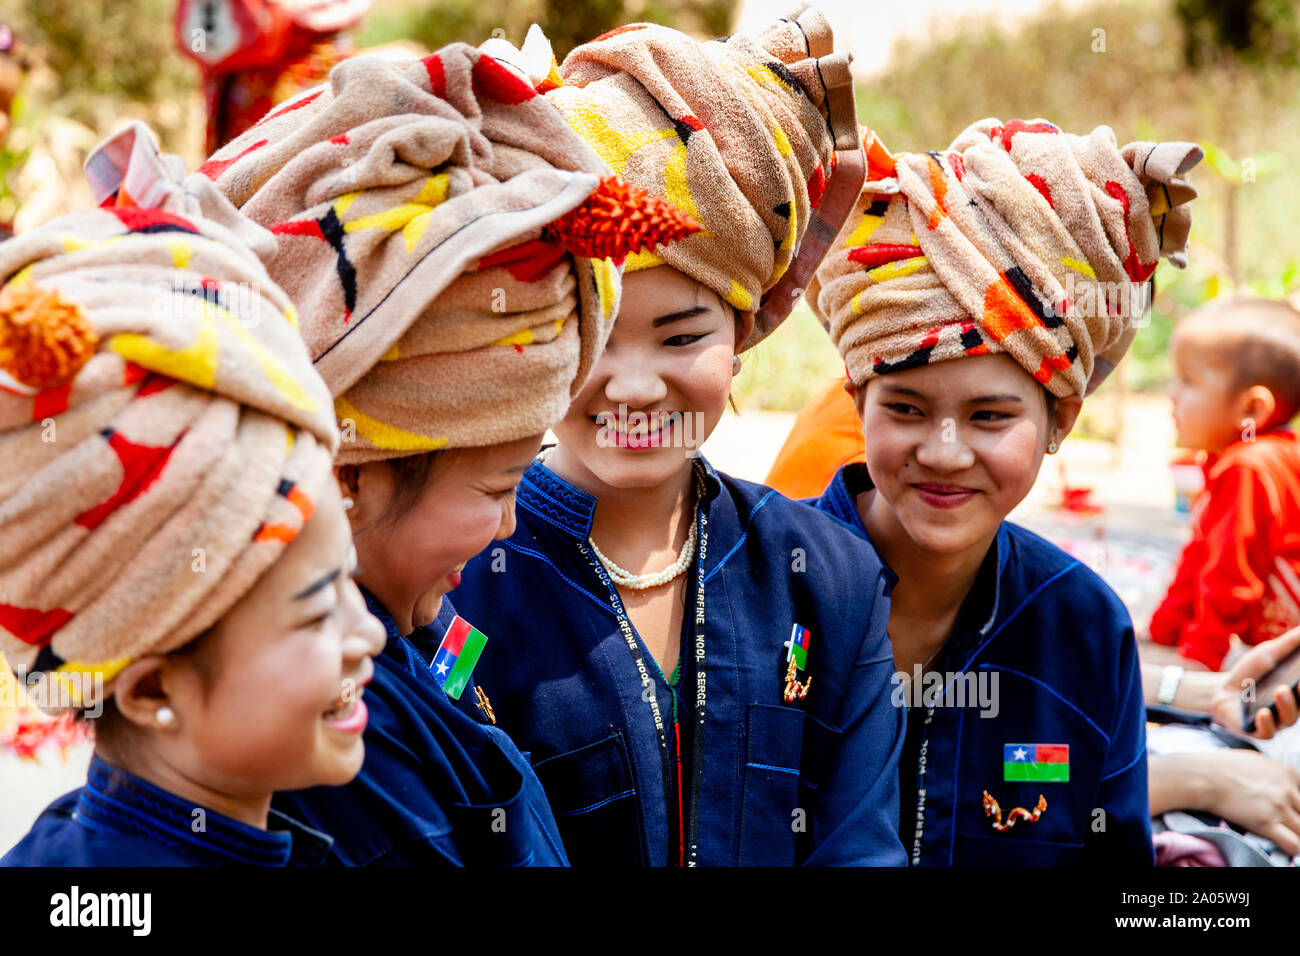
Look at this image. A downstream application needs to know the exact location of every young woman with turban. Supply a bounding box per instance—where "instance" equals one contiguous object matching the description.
[804,119,1201,865]
[201,41,693,864]
[0,124,385,866]
[452,5,908,866]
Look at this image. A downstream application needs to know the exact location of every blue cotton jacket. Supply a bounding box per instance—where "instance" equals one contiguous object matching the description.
[2,755,333,866]
[270,592,569,866]
[452,455,907,867]
[811,463,1153,866]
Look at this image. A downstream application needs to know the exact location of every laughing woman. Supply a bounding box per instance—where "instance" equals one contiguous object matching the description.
[1,125,385,866]
[452,9,907,866]
[804,120,1202,865]
[201,45,688,864]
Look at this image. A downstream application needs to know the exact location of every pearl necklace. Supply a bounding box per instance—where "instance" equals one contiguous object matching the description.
[536,448,698,590]
[590,508,698,590]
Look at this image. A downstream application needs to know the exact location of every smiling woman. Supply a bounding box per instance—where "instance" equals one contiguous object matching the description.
[855,358,1076,559]
[338,440,540,636]
[451,9,911,867]
[0,124,386,867]
[91,482,382,814]
[202,40,691,865]
[804,117,1202,866]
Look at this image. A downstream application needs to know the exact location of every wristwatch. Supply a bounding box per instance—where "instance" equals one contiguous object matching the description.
[1157,664,1185,705]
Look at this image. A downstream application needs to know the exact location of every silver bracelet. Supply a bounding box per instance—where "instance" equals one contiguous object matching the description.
[1157,664,1185,705]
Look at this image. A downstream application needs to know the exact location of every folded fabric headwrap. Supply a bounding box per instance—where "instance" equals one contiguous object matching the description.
[0,123,338,705]
[204,44,696,463]
[511,2,862,350]
[812,119,1203,397]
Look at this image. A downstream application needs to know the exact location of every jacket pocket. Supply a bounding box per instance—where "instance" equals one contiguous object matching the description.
[952,831,1085,866]
[531,731,645,866]
[739,704,806,866]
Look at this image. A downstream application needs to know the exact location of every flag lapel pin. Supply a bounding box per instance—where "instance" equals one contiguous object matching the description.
[432,616,489,700]
[783,623,812,704]
[1003,744,1069,783]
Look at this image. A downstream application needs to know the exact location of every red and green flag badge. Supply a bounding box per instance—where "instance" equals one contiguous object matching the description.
[787,623,810,671]
[1003,744,1069,782]
[783,624,812,703]
[431,616,488,700]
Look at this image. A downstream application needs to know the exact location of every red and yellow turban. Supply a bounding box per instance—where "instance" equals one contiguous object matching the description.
[0,124,338,704]
[489,3,864,350]
[811,120,1201,396]
[204,45,696,463]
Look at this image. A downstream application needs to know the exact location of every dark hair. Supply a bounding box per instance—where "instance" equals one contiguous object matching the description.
[381,449,449,523]
[729,302,744,414]
[1182,297,1300,424]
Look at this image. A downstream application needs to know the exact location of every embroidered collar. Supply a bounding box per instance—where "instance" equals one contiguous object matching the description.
[516,450,725,541]
[826,462,1005,653]
[75,755,332,866]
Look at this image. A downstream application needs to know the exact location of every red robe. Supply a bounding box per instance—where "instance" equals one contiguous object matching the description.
[1150,427,1300,670]
[202,28,351,154]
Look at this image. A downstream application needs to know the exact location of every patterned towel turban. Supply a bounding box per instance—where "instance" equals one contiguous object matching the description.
[204,44,697,463]
[811,119,1202,397]
[488,2,864,350]
[0,124,338,703]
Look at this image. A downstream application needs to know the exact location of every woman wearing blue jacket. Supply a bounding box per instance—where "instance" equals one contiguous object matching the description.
[202,44,678,864]
[802,119,1203,865]
[453,12,907,866]
[1,125,385,867]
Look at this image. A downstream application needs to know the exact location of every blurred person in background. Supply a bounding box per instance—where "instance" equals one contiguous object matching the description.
[1145,297,1300,672]
[174,0,370,153]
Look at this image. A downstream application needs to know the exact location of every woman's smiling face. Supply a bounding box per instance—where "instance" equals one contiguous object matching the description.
[119,480,389,798]
[346,435,545,634]
[551,267,742,491]
[857,353,1080,555]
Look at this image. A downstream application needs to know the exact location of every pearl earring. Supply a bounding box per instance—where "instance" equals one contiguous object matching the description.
[732,355,742,374]
[156,706,175,726]
[341,496,354,511]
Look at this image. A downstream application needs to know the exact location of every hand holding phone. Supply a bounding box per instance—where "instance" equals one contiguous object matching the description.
[1205,627,1300,735]
[1236,628,1300,734]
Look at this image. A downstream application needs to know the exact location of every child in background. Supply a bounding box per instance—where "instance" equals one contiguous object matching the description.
[174,0,368,153]
[1148,297,1300,671]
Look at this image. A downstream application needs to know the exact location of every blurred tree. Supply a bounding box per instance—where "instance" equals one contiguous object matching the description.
[1199,141,1284,286]
[1174,0,1300,67]
[10,0,191,115]
[6,0,196,150]
[541,0,631,59]
[364,0,542,54]
[361,0,738,62]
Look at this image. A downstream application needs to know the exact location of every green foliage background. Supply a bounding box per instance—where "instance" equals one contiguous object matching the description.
[357,0,734,60]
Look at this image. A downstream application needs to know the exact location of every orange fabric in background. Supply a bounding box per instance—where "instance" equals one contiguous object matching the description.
[765,376,866,499]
